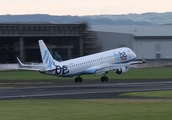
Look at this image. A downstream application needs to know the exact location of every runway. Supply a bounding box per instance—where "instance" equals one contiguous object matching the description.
[0,80,172,100]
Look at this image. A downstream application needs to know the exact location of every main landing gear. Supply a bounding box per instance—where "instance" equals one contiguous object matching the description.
[74,75,108,83]
[101,76,108,82]
[75,76,83,83]
[101,71,109,82]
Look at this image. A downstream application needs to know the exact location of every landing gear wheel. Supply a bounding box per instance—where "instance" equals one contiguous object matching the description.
[78,77,83,83]
[75,77,79,83]
[75,77,83,83]
[101,77,104,82]
[105,77,108,82]
[100,76,108,82]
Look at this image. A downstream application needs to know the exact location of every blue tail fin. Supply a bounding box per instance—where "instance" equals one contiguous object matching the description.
[38,40,57,70]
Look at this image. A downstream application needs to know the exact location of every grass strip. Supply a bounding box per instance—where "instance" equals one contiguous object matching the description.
[120,90,172,98]
[0,67,172,80]
[0,99,172,120]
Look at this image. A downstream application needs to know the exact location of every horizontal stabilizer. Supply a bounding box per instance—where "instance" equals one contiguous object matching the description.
[17,57,44,71]
[19,68,41,71]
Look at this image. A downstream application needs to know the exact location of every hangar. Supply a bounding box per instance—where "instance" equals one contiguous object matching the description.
[92,25,172,60]
[1,23,172,64]
[0,23,100,63]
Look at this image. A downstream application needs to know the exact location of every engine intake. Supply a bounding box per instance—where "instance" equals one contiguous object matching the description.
[115,67,129,74]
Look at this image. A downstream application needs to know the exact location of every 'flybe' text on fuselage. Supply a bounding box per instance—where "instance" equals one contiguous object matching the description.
[114,51,127,61]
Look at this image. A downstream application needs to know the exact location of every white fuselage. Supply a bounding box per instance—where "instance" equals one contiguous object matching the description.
[45,47,136,77]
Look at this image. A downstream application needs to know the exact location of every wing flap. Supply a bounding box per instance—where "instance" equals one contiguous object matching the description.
[95,66,110,75]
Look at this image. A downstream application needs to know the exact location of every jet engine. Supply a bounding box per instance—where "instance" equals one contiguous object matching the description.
[115,67,129,74]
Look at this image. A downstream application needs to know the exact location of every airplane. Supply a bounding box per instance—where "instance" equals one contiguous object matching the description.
[17,40,145,83]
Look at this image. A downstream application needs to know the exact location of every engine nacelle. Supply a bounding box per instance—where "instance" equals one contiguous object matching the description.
[115,67,129,74]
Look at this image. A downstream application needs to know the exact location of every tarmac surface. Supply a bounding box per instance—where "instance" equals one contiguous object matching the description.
[0,79,172,100]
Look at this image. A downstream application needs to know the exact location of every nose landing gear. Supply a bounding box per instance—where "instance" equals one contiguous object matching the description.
[100,71,109,82]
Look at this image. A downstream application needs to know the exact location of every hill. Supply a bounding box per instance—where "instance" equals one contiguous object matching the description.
[0,12,172,25]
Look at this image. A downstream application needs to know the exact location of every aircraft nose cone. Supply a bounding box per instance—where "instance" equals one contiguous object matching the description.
[132,51,137,58]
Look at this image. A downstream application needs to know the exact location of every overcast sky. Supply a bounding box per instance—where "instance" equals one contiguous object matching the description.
[1,0,172,16]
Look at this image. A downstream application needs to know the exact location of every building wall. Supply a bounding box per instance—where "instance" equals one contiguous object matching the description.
[0,23,93,63]
[95,31,134,51]
[134,38,172,59]
[95,31,172,60]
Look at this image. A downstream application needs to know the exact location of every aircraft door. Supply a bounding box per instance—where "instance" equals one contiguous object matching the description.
[127,49,131,59]
[100,56,104,64]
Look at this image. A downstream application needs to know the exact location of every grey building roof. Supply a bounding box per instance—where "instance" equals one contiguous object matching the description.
[91,25,172,37]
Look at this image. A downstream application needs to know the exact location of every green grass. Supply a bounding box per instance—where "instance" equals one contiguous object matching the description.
[0,68,172,120]
[0,99,172,120]
[121,90,172,98]
[0,70,60,80]
[1,67,172,80]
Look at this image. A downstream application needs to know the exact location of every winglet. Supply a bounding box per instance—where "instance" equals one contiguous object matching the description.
[142,54,146,63]
[16,57,24,66]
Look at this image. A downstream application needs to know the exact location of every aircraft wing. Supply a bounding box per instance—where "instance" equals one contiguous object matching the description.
[130,55,146,65]
[94,59,146,75]
[94,63,130,75]
[130,60,146,65]
[17,57,44,71]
